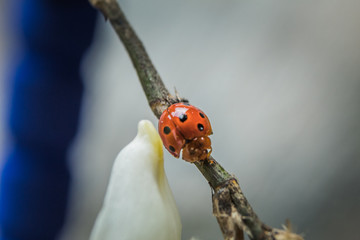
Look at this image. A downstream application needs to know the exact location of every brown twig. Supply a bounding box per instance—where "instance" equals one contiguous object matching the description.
[88,1,304,239]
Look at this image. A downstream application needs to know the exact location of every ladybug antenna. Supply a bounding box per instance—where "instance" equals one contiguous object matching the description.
[174,87,189,104]
[174,87,181,101]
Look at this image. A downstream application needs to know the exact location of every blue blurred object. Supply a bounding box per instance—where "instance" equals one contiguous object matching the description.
[0,0,97,239]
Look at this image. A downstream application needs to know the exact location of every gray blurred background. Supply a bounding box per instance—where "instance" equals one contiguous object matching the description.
[1,0,360,239]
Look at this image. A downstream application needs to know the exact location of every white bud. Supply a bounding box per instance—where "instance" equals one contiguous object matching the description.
[90,120,181,240]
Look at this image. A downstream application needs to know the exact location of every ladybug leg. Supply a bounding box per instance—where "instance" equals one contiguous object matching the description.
[206,145,213,158]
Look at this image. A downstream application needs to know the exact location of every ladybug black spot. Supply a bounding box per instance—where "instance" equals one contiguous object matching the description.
[179,114,187,122]
[169,145,176,152]
[198,123,204,131]
[163,126,171,135]
[199,112,205,118]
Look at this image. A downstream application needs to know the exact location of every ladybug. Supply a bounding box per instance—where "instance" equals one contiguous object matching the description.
[158,102,213,161]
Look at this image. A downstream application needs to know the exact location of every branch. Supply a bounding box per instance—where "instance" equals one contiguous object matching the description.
[89,1,304,239]
[89,0,175,117]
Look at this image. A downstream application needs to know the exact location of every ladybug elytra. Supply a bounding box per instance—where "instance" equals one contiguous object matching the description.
[158,103,213,162]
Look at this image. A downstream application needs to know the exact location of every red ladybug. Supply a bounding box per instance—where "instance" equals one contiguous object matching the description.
[158,102,212,161]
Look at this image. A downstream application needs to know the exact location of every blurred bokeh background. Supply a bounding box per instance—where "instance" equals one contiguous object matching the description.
[1,0,359,239]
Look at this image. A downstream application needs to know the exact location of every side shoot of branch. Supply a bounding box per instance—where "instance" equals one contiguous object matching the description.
[89,1,304,239]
